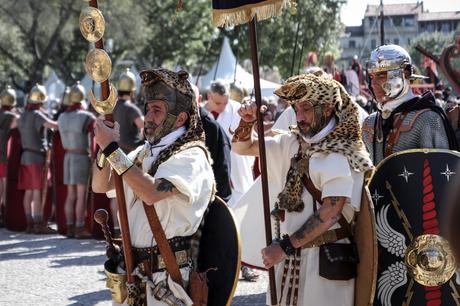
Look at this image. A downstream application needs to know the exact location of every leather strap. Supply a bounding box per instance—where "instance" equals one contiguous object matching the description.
[301,175,352,237]
[143,202,184,287]
[384,113,406,157]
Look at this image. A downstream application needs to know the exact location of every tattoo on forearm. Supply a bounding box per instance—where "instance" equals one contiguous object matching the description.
[292,211,324,241]
[156,179,176,193]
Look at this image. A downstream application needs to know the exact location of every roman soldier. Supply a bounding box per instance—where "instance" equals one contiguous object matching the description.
[17,84,58,234]
[57,81,95,238]
[362,44,458,165]
[0,85,19,226]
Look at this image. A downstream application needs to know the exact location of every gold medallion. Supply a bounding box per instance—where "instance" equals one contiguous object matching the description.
[85,49,112,83]
[89,84,118,115]
[405,234,457,287]
[79,7,105,43]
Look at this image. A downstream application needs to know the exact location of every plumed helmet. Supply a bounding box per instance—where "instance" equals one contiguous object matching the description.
[366,44,412,101]
[69,81,86,104]
[28,83,48,104]
[0,85,17,107]
[117,68,136,92]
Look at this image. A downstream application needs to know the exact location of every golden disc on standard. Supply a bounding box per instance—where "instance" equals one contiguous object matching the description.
[79,6,105,43]
[89,83,118,115]
[85,49,112,83]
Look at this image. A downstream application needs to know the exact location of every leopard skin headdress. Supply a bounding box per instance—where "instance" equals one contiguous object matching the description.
[139,69,207,176]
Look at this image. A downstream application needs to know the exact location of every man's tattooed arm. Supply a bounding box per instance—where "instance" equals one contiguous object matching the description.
[156,178,176,193]
[289,196,347,249]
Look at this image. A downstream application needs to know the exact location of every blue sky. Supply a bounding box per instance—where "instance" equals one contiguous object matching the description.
[341,0,460,26]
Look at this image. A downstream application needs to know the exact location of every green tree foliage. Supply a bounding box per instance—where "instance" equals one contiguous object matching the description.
[0,0,147,92]
[0,0,344,91]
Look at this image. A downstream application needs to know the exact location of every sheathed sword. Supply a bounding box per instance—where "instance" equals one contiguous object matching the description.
[79,0,136,299]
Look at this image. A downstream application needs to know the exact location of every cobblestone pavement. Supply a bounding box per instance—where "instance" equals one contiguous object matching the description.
[0,228,267,306]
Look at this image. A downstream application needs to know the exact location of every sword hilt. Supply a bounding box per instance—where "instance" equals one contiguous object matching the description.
[94,209,120,259]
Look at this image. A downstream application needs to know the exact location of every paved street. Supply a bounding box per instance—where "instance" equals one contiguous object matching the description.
[0,228,267,306]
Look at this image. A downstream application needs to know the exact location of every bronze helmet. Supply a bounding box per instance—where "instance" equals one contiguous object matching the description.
[28,83,48,104]
[0,85,17,107]
[117,68,137,93]
[68,81,86,104]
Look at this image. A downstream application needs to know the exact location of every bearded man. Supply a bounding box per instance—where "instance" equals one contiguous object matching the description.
[92,69,215,305]
[233,74,372,305]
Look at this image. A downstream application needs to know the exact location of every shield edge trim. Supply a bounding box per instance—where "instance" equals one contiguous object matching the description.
[355,184,379,306]
[368,148,460,185]
[215,197,242,306]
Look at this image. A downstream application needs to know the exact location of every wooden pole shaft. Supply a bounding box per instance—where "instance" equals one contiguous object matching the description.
[88,0,135,285]
[248,17,278,305]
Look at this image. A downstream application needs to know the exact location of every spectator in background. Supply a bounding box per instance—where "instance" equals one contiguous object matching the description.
[322,52,343,84]
[443,86,453,102]
[351,55,363,84]
[192,84,232,203]
[205,80,255,207]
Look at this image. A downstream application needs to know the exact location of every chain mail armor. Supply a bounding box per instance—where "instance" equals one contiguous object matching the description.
[362,109,449,165]
[0,110,16,162]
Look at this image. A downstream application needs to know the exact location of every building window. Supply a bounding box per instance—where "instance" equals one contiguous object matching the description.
[427,23,435,32]
[404,16,415,27]
[393,16,402,26]
[349,40,356,48]
[371,39,376,49]
[394,38,399,45]
[368,17,374,26]
[442,22,451,32]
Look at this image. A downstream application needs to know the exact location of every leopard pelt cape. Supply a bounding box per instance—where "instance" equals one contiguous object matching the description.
[274,73,373,212]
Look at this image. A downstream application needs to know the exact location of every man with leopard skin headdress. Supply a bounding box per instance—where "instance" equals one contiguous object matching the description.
[92,68,215,306]
[362,44,457,165]
[233,73,372,306]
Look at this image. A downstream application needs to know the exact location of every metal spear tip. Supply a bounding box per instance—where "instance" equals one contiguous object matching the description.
[94,209,109,224]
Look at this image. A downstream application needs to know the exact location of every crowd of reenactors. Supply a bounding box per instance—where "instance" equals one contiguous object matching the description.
[0,68,143,239]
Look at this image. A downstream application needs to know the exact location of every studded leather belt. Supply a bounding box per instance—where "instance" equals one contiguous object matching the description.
[132,236,191,273]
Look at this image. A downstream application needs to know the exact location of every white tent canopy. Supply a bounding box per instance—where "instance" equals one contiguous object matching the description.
[195,37,280,98]
[45,70,66,103]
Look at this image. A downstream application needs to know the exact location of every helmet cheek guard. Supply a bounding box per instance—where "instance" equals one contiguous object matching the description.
[366,44,413,106]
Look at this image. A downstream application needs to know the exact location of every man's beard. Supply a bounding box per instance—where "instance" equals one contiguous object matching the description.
[144,122,160,144]
[297,121,312,138]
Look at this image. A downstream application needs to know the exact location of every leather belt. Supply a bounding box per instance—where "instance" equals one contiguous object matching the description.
[65,148,89,155]
[23,148,46,156]
[301,228,350,249]
[132,236,191,273]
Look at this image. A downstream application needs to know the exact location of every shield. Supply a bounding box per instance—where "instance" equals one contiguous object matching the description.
[354,184,378,306]
[368,149,460,306]
[197,196,241,306]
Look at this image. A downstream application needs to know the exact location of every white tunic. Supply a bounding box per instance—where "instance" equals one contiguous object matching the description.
[264,133,364,306]
[107,143,215,306]
[213,99,255,207]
